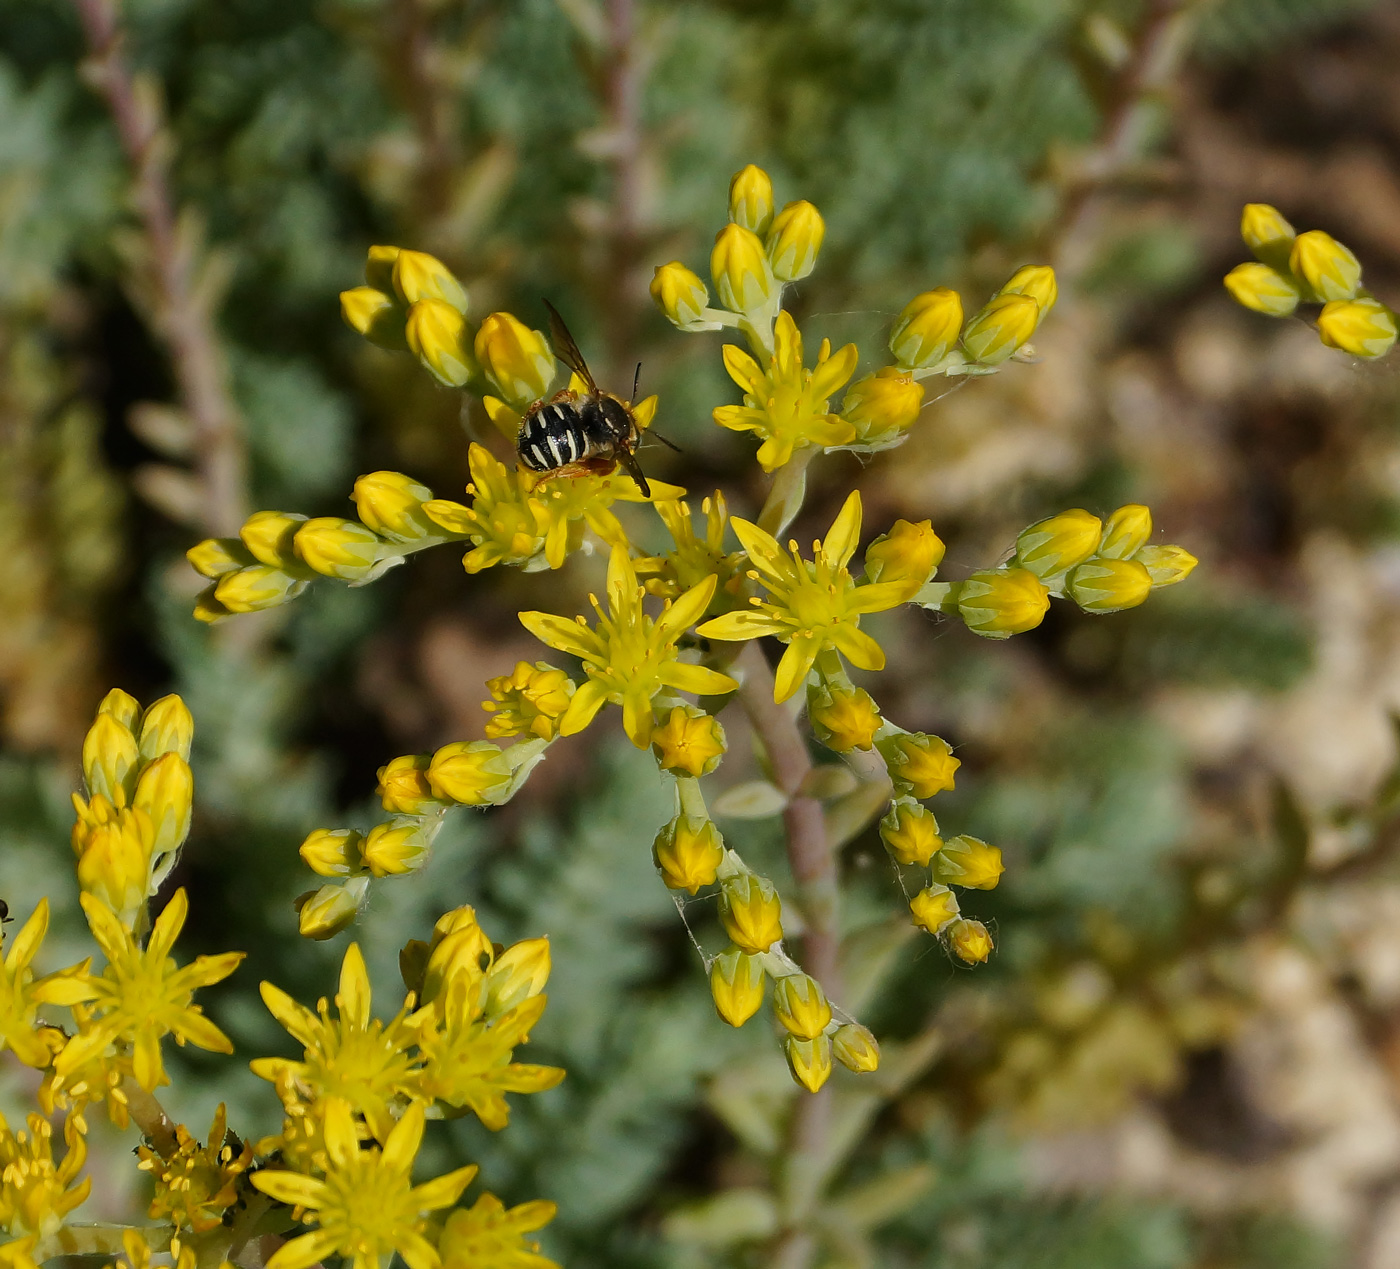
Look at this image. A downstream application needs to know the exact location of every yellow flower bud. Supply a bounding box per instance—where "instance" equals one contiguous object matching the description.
[933,834,1005,890]
[474,312,556,407]
[650,262,714,332]
[1223,263,1300,317]
[841,369,926,445]
[77,810,153,918]
[427,740,513,806]
[719,872,784,953]
[879,801,942,867]
[377,754,447,815]
[947,918,993,964]
[340,286,408,351]
[832,1023,880,1073]
[709,946,766,1027]
[909,883,960,934]
[1240,203,1295,269]
[98,686,141,729]
[353,471,436,543]
[132,753,193,858]
[299,828,363,878]
[421,919,493,1005]
[365,244,400,292]
[240,510,308,570]
[863,518,945,595]
[1289,229,1362,302]
[711,223,774,313]
[889,288,963,369]
[1135,544,1199,587]
[361,819,432,878]
[391,248,468,312]
[729,164,775,235]
[186,537,255,579]
[213,565,307,613]
[1067,558,1153,613]
[766,200,825,282]
[807,682,883,753]
[956,567,1050,638]
[785,1034,833,1092]
[961,293,1039,365]
[998,264,1058,317]
[138,695,193,763]
[193,585,231,624]
[773,974,832,1040]
[653,816,725,894]
[1317,297,1398,359]
[296,883,362,940]
[1015,509,1102,580]
[83,713,139,806]
[482,662,576,741]
[1098,504,1152,560]
[482,937,551,1015]
[651,707,728,778]
[406,298,476,388]
[880,732,960,799]
[293,517,383,580]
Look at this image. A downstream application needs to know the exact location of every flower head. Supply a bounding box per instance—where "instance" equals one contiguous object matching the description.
[650,706,727,777]
[634,495,747,609]
[0,1111,90,1238]
[520,547,737,748]
[438,1194,560,1269]
[0,900,94,1070]
[424,445,549,574]
[713,312,858,471]
[138,1104,252,1234]
[697,492,916,701]
[482,663,576,741]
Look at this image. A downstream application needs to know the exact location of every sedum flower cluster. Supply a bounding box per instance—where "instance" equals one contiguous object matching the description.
[1224,203,1398,358]
[1,693,560,1269]
[187,164,1198,1092]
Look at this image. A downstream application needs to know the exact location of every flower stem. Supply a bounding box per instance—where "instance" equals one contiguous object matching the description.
[121,1075,180,1158]
[757,449,817,540]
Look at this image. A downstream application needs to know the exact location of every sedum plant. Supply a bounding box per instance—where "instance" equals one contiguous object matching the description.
[185,164,1197,1096]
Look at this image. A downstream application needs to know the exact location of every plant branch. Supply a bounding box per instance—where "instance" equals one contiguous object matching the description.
[73,0,248,537]
[121,1075,179,1157]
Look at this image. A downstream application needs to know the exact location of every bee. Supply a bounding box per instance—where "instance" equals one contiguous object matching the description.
[517,301,675,498]
[0,899,9,924]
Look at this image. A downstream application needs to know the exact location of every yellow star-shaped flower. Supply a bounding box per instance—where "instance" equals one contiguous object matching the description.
[0,899,94,1070]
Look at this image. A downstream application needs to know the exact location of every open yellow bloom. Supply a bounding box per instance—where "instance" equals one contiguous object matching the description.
[713,311,858,471]
[0,899,94,1070]
[0,1111,91,1238]
[424,445,549,573]
[519,547,738,748]
[697,492,916,702]
[253,1099,476,1269]
[138,1104,252,1234]
[634,495,747,608]
[438,1194,560,1269]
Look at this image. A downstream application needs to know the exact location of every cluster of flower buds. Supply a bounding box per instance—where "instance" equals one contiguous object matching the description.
[1225,204,1397,359]
[70,689,194,926]
[917,503,1197,640]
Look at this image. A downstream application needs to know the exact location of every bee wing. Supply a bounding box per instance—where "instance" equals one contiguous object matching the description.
[542,300,597,395]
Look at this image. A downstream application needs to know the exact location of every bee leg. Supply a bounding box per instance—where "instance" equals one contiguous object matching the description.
[618,448,652,499]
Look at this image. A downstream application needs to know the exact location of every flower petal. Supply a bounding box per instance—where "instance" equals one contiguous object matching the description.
[397,1233,441,1269]
[774,634,822,702]
[621,693,653,748]
[338,943,372,1030]
[410,1164,478,1213]
[78,893,128,965]
[811,341,859,399]
[132,1026,164,1091]
[655,574,719,641]
[259,981,322,1050]
[696,610,788,642]
[173,1010,235,1054]
[519,611,597,661]
[383,1100,426,1174]
[829,622,886,671]
[728,518,788,583]
[148,888,190,962]
[7,899,49,970]
[849,580,917,614]
[819,491,863,570]
[713,405,766,435]
[558,679,609,736]
[267,1231,342,1269]
[605,544,639,598]
[721,343,764,394]
[659,663,740,697]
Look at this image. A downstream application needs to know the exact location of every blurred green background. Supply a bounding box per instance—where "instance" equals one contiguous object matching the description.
[6,0,1400,1265]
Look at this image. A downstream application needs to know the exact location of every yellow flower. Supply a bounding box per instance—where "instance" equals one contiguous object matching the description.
[1289,229,1361,302]
[956,567,1050,638]
[354,472,438,543]
[634,495,747,608]
[766,200,825,282]
[948,918,993,964]
[709,947,766,1027]
[296,883,364,941]
[1223,263,1300,317]
[407,299,476,388]
[961,293,1039,364]
[806,682,882,753]
[1067,558,1153,613]
[482,662,576,741]
[252,1099,476,1269]
[252,943,422,1144]
[1317,297,1398,359]
[0,900,93,1069]
[652,816,725,893]
[520,546,737,748]
[697,492,916,702]
[711,223,774,313]
[998,265,1058,316]
[785,1035,832,1093]
[651,707,727,777]
[133,752,193,859]
[772,974,831,1040]
[1136,544,1199,587]
[650,262,715,332]
[427,742,514,806]
[528,464,682,569]
[864,518,944,591]
[841,369,925,446]
[909,884,959,935]
[933,835,1005,890]
[341,286,407,351]
[712,312,859,471]
[831,1023,880,1073]
[294,518,384,580]
[73,802,153,920]
[0,1111,91,1237]
[377,755,448,815]
[475,313,556,409]
[438,1194,560,1269]
[300,828,364,878]
[879,801,942,866]
[1098,504,1152,560]
[138,1104,252,1234]
[880,732,959,799]
[1015,510,1102,579]
[138,694,193,763]
[392,249,468,312]
[425,445,550,573]
[728,164,775,235]
[56,890,242,1092]
[362,820,434,878]
[1241,203,1295,268]
[889,288,963,369]
[718,872,783,953]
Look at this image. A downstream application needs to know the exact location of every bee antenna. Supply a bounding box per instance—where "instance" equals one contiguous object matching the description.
[650,428,683,453]
[633,362,642,401]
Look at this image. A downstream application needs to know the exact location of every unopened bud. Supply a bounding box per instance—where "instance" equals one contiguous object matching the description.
[948,918,993,964]
[214,566,307,613]
[406,298,476,388]
[728,164,775,235]
[932,834,1005,890]
[772,974,832,1040]
[910,883,960,935]
[293,518,383,580]
[709,947,766,1027]
[475,312,556,408]
[719,872,783,953]
[361,819,432,878]
[187,537,255,579]
[1317,297,1398,359]
[1098,504,1152,560]
[889,288,963,369]
[1223,263,1300,317]
[132,753,193,858]
[785,1034,833,1093]
[83,713,140,806]
[962,293,1039,365]
[427,740,513,806]
[365,245,400,293]
[807,682,883,754]
[482,937,551,1014]
[653,816,725,894]
[1015,509,1102,580]
[340,287,408,351]
[1289,230,1361,302]
[711,223,774,313]
[651,707,727,778]
[1240,203,1295,270]
[138,695,193,763]
[998,264,1057,317]
[650,262,715,332]
[391,249,468,312]
[842,369,925,446]
[240,511,308,570]
[766,200,825,282]
[353,471,436,543]
[296,883,362,940]
[1135,544,1199,587]
[377,754,448,815]
[956,567,1050,638]
[863,518,944,595]
[299,828,363,878]
[879,732,960,799]
[832,1023,880,1073]
[1066,558,1153,613]
[879,801,942,867]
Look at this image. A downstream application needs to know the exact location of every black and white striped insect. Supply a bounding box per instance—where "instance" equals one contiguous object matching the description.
[516,301,675,497]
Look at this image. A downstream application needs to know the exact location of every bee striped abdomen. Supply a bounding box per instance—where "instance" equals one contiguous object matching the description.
[519,400,589,473]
